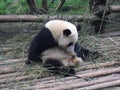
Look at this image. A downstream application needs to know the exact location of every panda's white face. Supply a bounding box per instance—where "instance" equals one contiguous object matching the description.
[45,20,78,55]
[58,29,78,55]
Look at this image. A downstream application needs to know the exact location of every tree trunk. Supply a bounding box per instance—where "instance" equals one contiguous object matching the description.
[42,0,47,10]
[26,0,37,12]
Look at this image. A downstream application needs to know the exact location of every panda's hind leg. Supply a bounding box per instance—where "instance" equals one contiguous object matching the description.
[43,59,76,77]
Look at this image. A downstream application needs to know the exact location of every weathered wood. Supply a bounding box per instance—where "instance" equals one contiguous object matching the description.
[76,67,120,78]
[0,74,35,84]
[111,5,120,12]
[0,58,119,85]
[0,63,25,74]
[0,58,119,74]
[0,36,120,89]
[80,79,120,90]
[0,72,24,79]
[43,75,120,90]
[97,31,120,38]
[0,58,26,65]
[0,64,120,89]
[97,45,120,49]
[77,61,120,71]
[0,64,120,84]
[0,15,84,22]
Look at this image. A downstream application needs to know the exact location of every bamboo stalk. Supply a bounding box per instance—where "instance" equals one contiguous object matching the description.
[0,64,120,89]
[111,5,120,12]
[97,45,120,49]
[0,15,83,22]
[76,61,119,71]
[97,31,120,38]
[0,74,35,84]
[0,71,51,84]
[0,76,55,89]
[0,60,118,74]
[76,67,120,78]
[0,58,119,74]
[80,79,120,90]
[1,67,120,87]
[0,72,24,79]
[46,76,120,90]
[0,63,25,74]
[0,58,26,65]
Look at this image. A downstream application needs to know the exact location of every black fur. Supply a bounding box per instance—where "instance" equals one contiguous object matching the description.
[27,27,58,64]
[63,29,71,36]
[43,59,76,77]
[27,58,76,77]
[43,59,64,67]
[74,43,100,61]
[76,24,81,31]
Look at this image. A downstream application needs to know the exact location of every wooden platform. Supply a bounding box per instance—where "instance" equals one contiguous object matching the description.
[0,36,120,90]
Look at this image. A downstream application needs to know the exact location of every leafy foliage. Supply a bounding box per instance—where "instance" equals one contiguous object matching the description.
[0,0,89,14]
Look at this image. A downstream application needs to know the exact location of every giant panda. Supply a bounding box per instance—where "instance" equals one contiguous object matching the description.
[26,19,99,76]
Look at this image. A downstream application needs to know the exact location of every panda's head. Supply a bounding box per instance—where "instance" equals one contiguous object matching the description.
[45,20,78,55]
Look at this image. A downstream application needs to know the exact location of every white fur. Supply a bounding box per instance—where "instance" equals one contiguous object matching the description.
[45,20,78,53]
[41,47,82,67]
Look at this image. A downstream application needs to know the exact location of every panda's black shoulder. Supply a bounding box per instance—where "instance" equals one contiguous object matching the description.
[35,26,58,47]
[33,27,54,43]
[28,26,58,62]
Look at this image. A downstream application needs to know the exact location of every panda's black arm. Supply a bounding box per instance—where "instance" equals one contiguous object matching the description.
[74,43,100,61]
[27,27,57,64]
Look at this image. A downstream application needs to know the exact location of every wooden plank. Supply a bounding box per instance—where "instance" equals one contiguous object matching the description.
[0,58,26,65]
[0,66,120,86]
[0,58,119,74]
[79,79,120,90]
[0,15,84,22]
[77,61,120,71]
[0,63,25,74]
[111,5,120,12]
[40,75,120,90]
[97,31,120,38]
[0,36,120,89]
[76,67,120,78]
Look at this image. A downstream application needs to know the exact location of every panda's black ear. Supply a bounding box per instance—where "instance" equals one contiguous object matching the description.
[63,29,71,36]
[76,24,81,31]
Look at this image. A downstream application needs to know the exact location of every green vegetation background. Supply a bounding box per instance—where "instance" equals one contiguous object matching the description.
[0,0,89,15]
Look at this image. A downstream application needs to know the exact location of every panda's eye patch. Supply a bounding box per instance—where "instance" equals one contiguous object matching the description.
[67,43,73,47]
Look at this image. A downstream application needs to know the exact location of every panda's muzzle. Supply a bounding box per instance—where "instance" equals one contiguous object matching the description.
[66,45,76,56]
